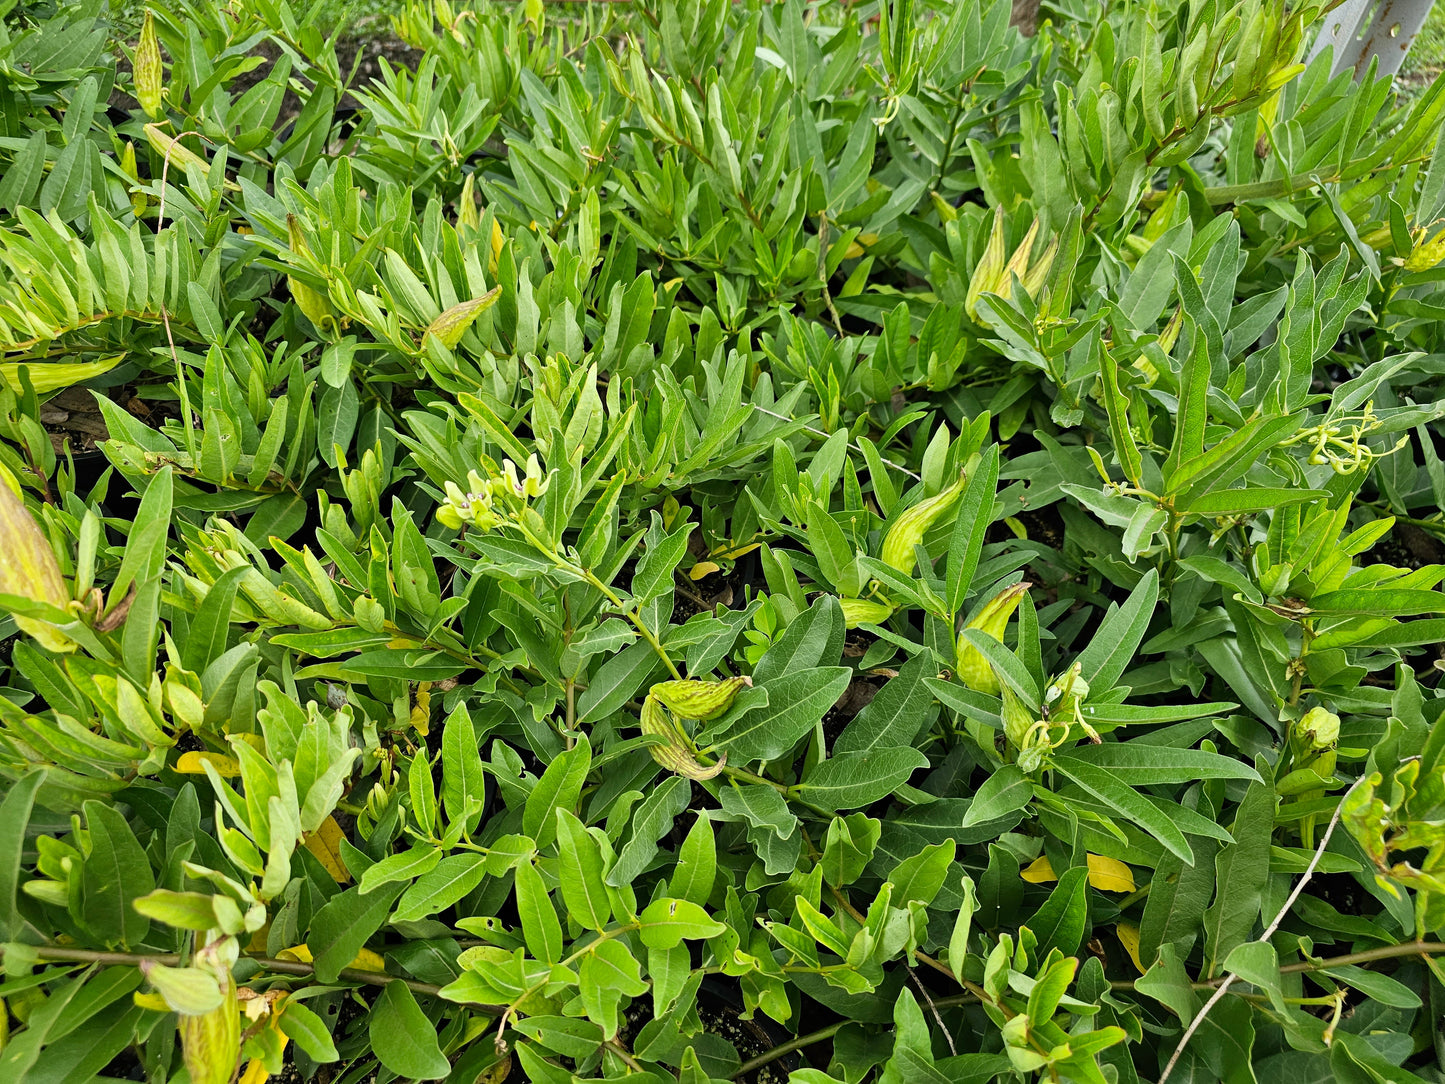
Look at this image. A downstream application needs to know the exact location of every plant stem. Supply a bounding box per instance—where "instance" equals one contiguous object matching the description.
[6,944,506,1014]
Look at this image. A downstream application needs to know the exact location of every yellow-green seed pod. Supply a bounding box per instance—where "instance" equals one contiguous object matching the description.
[840,597,895,628]
[965,206,1009,326]
[457,172,479,232]
[954,582,1031,695]
[999,682,1035,753]
[650,675,752,722]
[144,123,207,175]
[880,468,971,574]
[0,474,75,653]
[176,943,240,1084]
[640,695,725,780]
[1296,706,1340,750]
[134,10,165,118]
[424,287,502,349]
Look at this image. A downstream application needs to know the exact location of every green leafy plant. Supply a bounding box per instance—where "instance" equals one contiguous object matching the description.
[1,0,1445,1081]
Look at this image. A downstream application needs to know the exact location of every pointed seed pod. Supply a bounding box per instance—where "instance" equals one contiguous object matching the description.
[840,597,896,628]
[879,468,971,574]
[134,10,165,118]
[0,473,75,653]
[640,695,725,780]
[176,943,240,1084]
[965,206,1009,326]
[954,582,1031,695]
[649,675,752,722]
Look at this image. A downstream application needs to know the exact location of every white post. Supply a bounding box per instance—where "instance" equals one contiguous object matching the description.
[1305,0,1439,80]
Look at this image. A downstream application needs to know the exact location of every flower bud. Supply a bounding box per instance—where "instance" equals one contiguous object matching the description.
[880,468,971,574]
[650,675,751,721]
[954,583,1030,695]
[134,10,165,118]
[0,474,75,653]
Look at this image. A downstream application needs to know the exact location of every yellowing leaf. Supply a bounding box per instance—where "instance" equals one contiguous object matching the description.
[1021,856,1055,883]
[133,991,171,1012]
[303,816,351,884]
[277,943,383,972]
[1086,854,1137,893]
[689,561,721,580]
[1117,924,1146,974]
[175,751,240,777]
[1021,854,1136,893]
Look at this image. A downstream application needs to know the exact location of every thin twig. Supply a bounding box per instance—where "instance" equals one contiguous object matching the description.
[908,966,958,1056]
[1158,778,1362,1083]
[5,944,505,1014]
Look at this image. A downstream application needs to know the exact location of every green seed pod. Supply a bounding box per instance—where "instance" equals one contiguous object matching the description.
[1296,706,1340,750]
[134,10,165,118]
[176,942,240,1084]
[954,582,1031,695]
[965,206,1009,326]
[640,695,725,780]
[650,675,752,722]
[0,473,75,653]
[840,597,896,628]
[880,468,971,574]
[1000,682,1035,750]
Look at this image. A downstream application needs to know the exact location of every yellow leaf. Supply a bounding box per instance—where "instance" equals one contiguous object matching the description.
[238,1058,271,1084]
[175,751,240,776]
[1086,854,1137,893]
[277,943,383,972]
[350,948,386,972]
[713,542,761,562]
[132,991,170,1012]
[844,242,865,259]
[303,816,351,884]
[689,561,721,581]
[1020,854,1136,893]
[1021,856,1056,883]
[1117,924,1146,974]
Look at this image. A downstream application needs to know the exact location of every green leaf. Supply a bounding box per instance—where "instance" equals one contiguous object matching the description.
[441,704,487,835]
[947,444,1001,614]
[1052,756,1194,863]
[1027,865,1088,957]
[279,1001,340,1062]
[822,814,881,888]
[796,748,929,810]
[705,666,851,763]
[81,800,154,949]
[1202,777,1276,974]
[0,771,42,940]
[1076,568,1158,692]
[834,653,934,755]
[369,981,451,1080]
[577,640,662,725]
[1061,742,1262,784]
[515,859,563,964]
[579,938,648,1039]
[556,809,611,930]
[392,854,489,925]
[638,897,726,947]
[669,813,717,907]
[960,765,1033,829]
[309,881,407,983]
[523,735,592,851]
[358,845,442,895]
